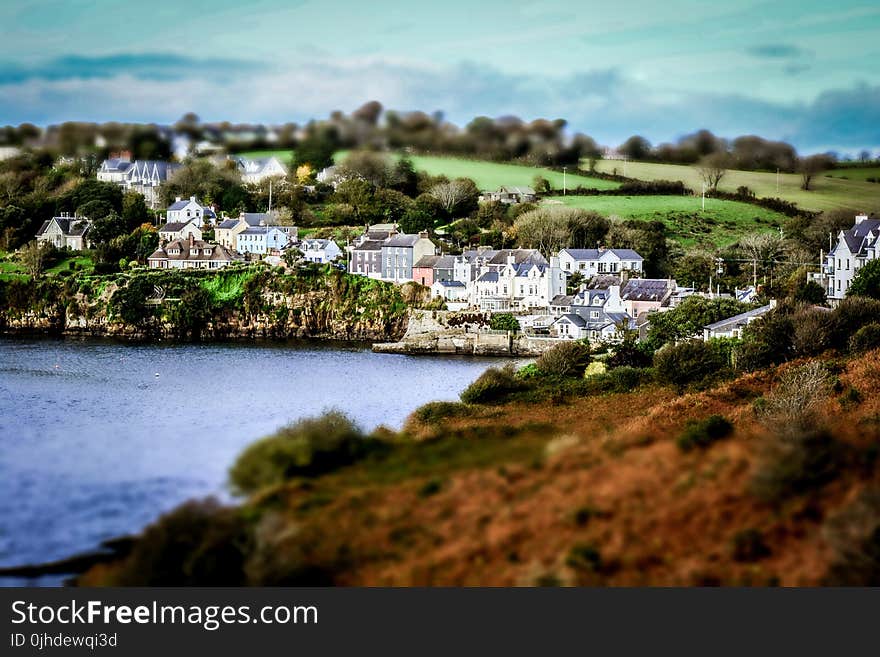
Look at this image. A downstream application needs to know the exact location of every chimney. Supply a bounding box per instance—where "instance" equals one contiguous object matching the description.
[506,253,516,266]
[769,299,777,309]
[189,233,195,249]
[176,196,182,203]
[855,213,868,224]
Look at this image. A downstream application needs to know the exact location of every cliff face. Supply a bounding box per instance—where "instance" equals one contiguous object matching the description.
[0,265,419,342]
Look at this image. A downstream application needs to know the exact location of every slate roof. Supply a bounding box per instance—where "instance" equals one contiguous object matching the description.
[835,217,880,256]
[384,234,422,248]
[159,221,193,233]
[621,279,673,302]
[414,255,442,268]
[556,313,587,328]
[352,239,383,251]
[704,303,774,331]
[561,248,643,260]
[550,294,574,307]
[487,249,547,266]
[217,218,241,230]
[476,271,499,283]
[148,239,239,263]
[100,158,133,173]
[435,280,465,288]
[37,217,90,237]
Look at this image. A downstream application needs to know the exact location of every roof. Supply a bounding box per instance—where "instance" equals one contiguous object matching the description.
[556,313,587,328]
[835,217,880,256]
[352,239,383,251]
[159,221,195,232]
[704,303,775,331]
[241,212,274,226]
[434,280,465,288]
[550,294,573,306]
[148,239,239,262]
[384,234,423,248]
[37,217,90,237]
[486,249,547,266]
[585,274,622,290]
[217,218,241,229]
[476,271,499,283]
[621,279,673,302]
[434,255,456,269]
[561,248,643,261]
[241,226,285,235]
[414,255,441,268]
[497,186,536,195]
[100,158,133,173]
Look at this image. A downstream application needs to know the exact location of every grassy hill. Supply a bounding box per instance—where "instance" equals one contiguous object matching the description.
[825,166,880,182]
[78,346,880,586]
[546,195,788,247]
[592,160,880,213]
[236,149,294,164]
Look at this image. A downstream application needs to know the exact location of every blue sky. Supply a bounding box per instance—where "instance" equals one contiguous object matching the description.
[1,0,878,153]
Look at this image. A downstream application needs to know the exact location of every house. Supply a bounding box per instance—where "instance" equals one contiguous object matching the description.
[35,214,91,250]
[557,248,644,276]
[380,232,437,282]
[469,255,566,312]
[551,284,632,342]
[813,214,879,305]
[619,278,677,316]
[159,220,202,244]
[236,226,289,255]
[413,254,455,287]
[479,186,537,204]
[348,240,384,278]
[703,301,777,340]
[316,166,340,187]
[98,158,181,208]
[147,236,239,269]
[299,238,342,263]
[166,196,215,228]
[237,156,288,184]
[431,280,468,310]
[214,218,248,251]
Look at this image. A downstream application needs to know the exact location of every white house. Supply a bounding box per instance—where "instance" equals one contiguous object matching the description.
[813,214,879,305]
[469,255,566,312]
[98,158,181,208]
[431,280,468,310]
[159,220,202,244]
[166,196,215,228]
[550,284,632,343]
[35,214,91,250]
[299,238,342,263]
[237,156,289,184]
[236,226,289,255]
[479,186,537,204]
[557,248,644,276]
[703,301,777,340]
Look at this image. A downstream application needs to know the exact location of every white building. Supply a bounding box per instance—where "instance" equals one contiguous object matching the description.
[35,214,91,250]
[469,255,566,312]
[431,280,468,310]
[148,237,239,270]
[299,238,342,264]
[166,196,215,228]
[703,301,777,340]
[236,226,289,255]
[159,220,202,244]
[813,214,879,305]
[237,156,289,185]
[557,248,644,276]
[97,158,181,208]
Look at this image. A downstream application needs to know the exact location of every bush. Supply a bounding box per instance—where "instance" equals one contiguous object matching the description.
[822,489,880,585]
[536,341,591,378]
[732,528,771,562]
[750,429,847,503]
[566,543,603,572]
[654,340,726,389]
[229,411,381,495]
[829,297,880,350]
[676,415,733,451]
[460,364,526,404]
[111,499,251,586]
[849,322,880,353]
[413,401,473,424]
[489,312,520,332]
[756,362,829,433]
[606,334,653,369]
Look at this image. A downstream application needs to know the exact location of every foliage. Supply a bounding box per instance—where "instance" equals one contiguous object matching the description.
[676,415,733,452]
[646,296,750,349]
[536,341,591,378]
[823,489,880,586]
[849,322,880,353]
[606,333,653,368]
[731,529,771,563]
[653,339,729,389]
[413,401,474,425]
[489,313,520,332]
[230,411,383,495]
[460,364,526,404]
[755,361,830,433]
[849,259,880,299]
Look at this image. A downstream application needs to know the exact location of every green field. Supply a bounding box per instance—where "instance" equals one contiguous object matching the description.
[547,195,788,247]
[592,160,880,213]
[825,166,880,182]
[236,149,295,165]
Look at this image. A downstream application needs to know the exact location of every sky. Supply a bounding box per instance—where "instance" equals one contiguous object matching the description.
[0,0,878,154]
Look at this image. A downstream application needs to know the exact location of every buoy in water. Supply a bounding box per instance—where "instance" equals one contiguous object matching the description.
[154,372,160,377]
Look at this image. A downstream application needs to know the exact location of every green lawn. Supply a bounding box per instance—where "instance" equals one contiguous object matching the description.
[547,195,788,247]
[46,255,94,275]
[332,150,619,192]
[824,166,880,182]
[591,160,880,213]
[236,149,295,166]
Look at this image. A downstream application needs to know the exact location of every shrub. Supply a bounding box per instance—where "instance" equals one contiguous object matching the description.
[750,429,847,503]
[848,258,880,299]
[413,401,472,424]
[756,362,829,433]
[600,366,653,392]
[654,340,726,389]
[460,364,526,404]
[536,341,591,378]
[489,312,520,332]
[791,307,834,357]
[111,499,251,586]
[418,479,443,498]
[731,528,771,562]
[676,415,734,451]
[822,489,880,585]
[606,334,653,369]
[230,411,381,495]
[849,322,880,353]
[829,297,880,349]
[735,310,795,371]
[566,543,603,572]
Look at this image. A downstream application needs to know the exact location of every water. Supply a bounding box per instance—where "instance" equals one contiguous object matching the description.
[0,337,506,584]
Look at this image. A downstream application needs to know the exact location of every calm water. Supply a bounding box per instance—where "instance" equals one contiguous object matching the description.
[0,337,506,584]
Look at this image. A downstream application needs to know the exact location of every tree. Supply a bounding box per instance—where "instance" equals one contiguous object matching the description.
[798,154,833,191]
[532,175,551,194]
[696,152,731,192]
[428,178,479,218]
[489,313,520,333]
[849,259,880,300]
[337,151,392,188]
[19,240,50,276]
[619,135,652,161]
[513,206,574,255]
[293,128,339,171]
[645,296,749,349]
[400,194,443,233]
[121,191,150,232]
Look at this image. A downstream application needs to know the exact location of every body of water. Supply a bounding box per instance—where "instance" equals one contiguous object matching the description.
[0,337,506,583]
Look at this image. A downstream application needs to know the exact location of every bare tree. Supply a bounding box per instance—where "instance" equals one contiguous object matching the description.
[757,361,830,433]
[513,206,579,255]
[19,241,49,277]
[429,179,478,216]
[798,154,833,191]
[696,152,731,192]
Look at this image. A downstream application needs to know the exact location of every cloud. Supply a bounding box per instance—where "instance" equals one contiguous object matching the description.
[0,53,259,84]
[746,43,809,59]
[0,54,877,153]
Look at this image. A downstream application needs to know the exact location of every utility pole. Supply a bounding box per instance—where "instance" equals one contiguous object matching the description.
[562,166,567,196]
[776,168,780,194]
[268,179,273,215]
[701,182,706,212]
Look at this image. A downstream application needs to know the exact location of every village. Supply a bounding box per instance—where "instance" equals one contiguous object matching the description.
[28,151,879,352]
